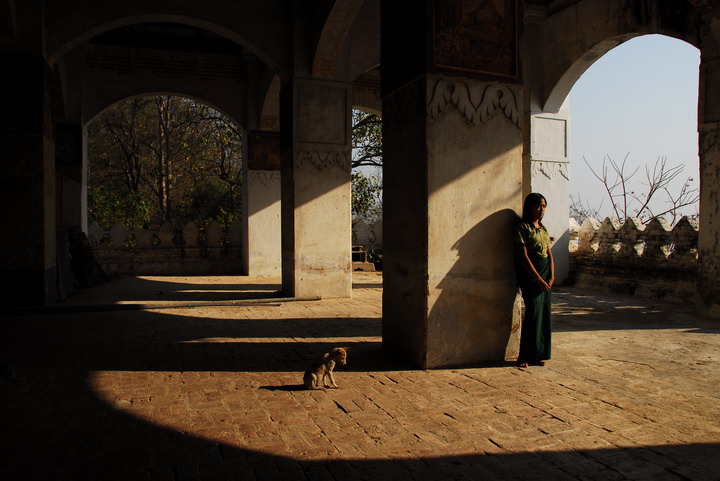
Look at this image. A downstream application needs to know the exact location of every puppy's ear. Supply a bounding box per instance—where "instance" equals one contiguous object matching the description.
[342,346,351,351]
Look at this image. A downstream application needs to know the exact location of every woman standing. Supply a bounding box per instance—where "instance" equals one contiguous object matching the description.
[515,193,554,367]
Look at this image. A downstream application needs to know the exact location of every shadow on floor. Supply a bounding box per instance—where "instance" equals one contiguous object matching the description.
[2,358,717,481]
[2,279,719,479]
[552,288,720,334]
[2,308,402,372]
[66,276,283,304]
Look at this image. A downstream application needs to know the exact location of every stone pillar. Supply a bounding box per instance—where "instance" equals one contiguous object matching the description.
[55,123,87,231]
[382,1,524,368]
[0,55,57,306]
[280,79,352,298]
[528,101,571,284]
[697,46,720,316]
[523,3,571,284]
[243,131,281,276]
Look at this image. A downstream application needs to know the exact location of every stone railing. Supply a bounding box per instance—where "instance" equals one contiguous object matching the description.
[352,219,383,252]
[568,216,699,302]
[90,218,384,277]
[88,220,243,276]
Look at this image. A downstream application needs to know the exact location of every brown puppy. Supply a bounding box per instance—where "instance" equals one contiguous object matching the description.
[303,347,350,389]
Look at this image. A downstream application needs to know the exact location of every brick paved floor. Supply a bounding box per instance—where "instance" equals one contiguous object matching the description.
[1,272,719,480]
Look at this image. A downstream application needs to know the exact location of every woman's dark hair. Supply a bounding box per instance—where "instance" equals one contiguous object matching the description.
[522,193,547,222]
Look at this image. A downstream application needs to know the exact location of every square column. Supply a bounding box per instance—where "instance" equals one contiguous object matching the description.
[697,50,720,316]
[280,79,352,298]
[242,132,282,276]
[383,76,524,368]
[528,101,571,284]
[382,0,524,368]
[0,55,57,306]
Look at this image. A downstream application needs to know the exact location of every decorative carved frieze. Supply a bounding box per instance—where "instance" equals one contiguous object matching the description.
[531,160,569,181]
[248,170,280,186]
[295,149,351,171]
[428,79,520,128]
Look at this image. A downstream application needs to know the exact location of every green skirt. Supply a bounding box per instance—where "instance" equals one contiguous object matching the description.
[518,254,552,363]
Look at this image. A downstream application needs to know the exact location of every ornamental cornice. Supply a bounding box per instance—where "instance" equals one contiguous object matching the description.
[295,149,351,171]
[531,160,569,181]
[248,170,280,186]
[428,79,521,128]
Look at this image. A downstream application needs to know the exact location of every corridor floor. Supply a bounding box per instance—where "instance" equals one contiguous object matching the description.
[1,272,719,480]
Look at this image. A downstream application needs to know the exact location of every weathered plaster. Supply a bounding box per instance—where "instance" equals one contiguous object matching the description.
[281,79,352,299]
[244,170,281,276]
[383,75,523,369]
[426,77,523,367]
[528,100,571,284]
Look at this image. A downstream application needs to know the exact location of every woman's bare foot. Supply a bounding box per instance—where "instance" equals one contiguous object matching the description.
[517,362,529,368]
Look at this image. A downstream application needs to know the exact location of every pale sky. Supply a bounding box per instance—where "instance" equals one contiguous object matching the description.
[568,34,701,220]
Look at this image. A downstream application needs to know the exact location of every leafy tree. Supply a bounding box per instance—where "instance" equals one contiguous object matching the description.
[351,110,382,169]
[350,109,383,222]
[87,185,152,230]
[90,102,382,227]
[87,96,242,228]
[351,171,382,223]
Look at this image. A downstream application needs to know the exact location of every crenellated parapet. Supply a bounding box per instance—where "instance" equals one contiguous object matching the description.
[571,216,698,263]
[569,216,699,302]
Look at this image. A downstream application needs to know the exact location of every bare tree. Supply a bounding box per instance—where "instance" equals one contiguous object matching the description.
[569,194,603,224]
[579,154,698,225]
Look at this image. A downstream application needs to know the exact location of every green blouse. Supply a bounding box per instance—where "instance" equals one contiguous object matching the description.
[515,221,551,258]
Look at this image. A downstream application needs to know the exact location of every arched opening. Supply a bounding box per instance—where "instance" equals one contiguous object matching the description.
[88,94,243,227]
[568,34,700,224]
[350,66,383,273]
[544,34,701,302]
[84,94,245,277]
[350,107,383,273]
[49,17,286,291]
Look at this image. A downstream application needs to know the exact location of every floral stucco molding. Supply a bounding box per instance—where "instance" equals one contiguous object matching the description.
[295,149,351,171]
[428,79,520,128]
[248,170,280,186]
[532,160,569,181]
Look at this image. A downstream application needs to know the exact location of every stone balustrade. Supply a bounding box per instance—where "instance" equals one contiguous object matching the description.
[88,219,243,276]
[352,219,383,252]
[569,216,699,302]
[89,218,385,277]
[88,214,699,304]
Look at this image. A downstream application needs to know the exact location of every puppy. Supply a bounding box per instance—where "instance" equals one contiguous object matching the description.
[303,347,350,389]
